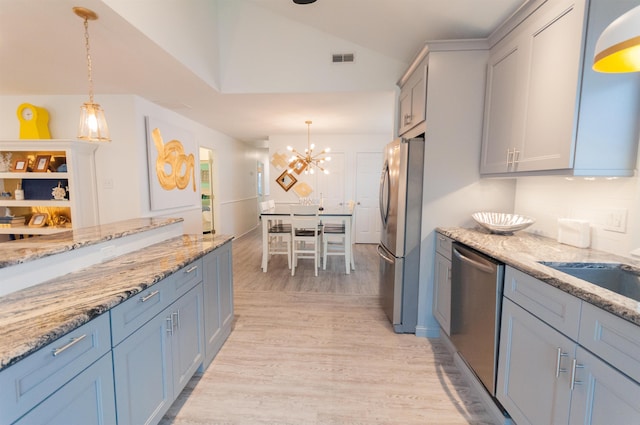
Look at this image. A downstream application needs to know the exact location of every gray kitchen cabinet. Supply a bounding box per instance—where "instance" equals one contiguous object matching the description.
[481,0,640,177]
[202,240,234,368]
[113,282,204,425]
[13,354,116,425]
[433,233,452,335]
[498,266,640,425]
[398,55,427,136]
[0,315,113,425]
[498,298,574,425]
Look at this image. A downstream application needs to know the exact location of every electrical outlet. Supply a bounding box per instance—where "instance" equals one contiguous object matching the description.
[103,178,114,189]
[603,208,627,233]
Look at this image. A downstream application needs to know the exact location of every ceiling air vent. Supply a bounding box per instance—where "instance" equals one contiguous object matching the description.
[332,53,355,63]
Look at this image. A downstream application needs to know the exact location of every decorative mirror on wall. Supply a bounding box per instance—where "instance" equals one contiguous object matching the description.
[276,171,297,191]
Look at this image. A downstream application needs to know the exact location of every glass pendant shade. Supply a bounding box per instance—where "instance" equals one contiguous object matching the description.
[78,102,110,141]
[593,5,640,73]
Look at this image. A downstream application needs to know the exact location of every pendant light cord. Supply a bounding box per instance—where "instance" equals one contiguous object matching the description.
[83,17,94,104]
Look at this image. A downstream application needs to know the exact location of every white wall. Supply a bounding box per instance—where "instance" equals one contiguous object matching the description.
[0,94,260,238]
[514,174,640,258]
[267,133,390,205]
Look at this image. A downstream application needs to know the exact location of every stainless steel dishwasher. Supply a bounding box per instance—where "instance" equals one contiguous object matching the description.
[450,242,505,396]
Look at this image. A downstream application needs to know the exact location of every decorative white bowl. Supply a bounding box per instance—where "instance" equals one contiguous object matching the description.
[472,212,535,235]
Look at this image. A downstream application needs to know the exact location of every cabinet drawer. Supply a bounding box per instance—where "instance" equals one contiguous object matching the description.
[579,302,640,384]
[13,353,116,425]
[110,259,203,347]
[110,275,174,346]
[0,314,111,425]
[435,232,453,260]
[504,266,582,340]
[173,258,203,300]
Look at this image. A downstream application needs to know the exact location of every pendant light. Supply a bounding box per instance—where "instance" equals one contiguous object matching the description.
[73,7,110,141]
[286,121,331,175]
[593,5,640,73]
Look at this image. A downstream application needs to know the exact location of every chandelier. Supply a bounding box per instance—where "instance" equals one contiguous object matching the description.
[287,121,331,175]
[73,7,110,142]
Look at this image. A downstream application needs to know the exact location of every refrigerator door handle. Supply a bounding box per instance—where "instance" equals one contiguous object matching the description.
[377,244,395,264]
[379,161,390,227]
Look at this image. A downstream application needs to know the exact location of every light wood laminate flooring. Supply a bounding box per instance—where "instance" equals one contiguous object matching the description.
[160,227,497,425]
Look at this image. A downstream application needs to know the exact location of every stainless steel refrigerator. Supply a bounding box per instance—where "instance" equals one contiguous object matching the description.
[377,137,424,333]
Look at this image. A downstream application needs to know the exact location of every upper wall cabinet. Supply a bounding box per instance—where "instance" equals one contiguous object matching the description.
[480,0,640,177]
[398,53,428,137]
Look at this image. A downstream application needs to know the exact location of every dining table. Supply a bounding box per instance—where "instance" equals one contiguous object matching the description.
[260,204,354,274]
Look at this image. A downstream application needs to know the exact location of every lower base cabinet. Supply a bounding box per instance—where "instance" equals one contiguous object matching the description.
[202,241,234,368]
[498,298,640,425]
[14,354,116,425]
[113,283,204,425]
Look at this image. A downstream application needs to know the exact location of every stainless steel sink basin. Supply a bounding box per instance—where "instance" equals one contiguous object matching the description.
[539,262,640,302]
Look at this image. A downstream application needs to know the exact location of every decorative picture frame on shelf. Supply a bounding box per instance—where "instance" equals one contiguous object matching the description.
[33,155,50,173]
[276,170,297,192]
[11,158,28,172]
[28,213,48,227]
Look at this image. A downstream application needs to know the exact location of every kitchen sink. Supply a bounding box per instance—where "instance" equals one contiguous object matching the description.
[539,262,640,302]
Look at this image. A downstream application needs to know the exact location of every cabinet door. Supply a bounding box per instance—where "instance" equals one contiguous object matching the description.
[171,283,204,395]
[14,354,116,425]
[516,0,585,172]
[113,310,173,425]
[398,86,413,135]
[398,60,427,136]
[202,249,222,367]
[218,242,234,331]
[497,298,573,425]
[569,347,640,425]
[433,252,451,335]
[480,39,522,174]
[202,243,234,368]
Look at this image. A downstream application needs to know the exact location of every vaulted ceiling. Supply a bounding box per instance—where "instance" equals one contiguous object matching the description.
[0,0,527,144]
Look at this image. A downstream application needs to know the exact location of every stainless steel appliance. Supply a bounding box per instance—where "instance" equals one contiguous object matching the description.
[377,137,424,333]
[450,242,505,395]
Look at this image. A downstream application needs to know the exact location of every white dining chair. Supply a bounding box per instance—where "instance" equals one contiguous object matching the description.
[262,201,292,269]
[322,204,356,273]
[290,204,322,276]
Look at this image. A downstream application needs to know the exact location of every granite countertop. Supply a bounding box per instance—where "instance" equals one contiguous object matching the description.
[438,227,640,326]
[0,233,233,371]
[0,217,183,268]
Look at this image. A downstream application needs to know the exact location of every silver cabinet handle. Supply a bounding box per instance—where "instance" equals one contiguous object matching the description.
[570,358,584,390]
[403,113,412,125]
[140,290,159,303]
[185,265,198,274]
[555,347,568,378]
[447,266,451,281]
[513,149,520,165]
[172,311,180,331]
[506,148,513,167]
[166,316,174,336]
[52,334,87,357]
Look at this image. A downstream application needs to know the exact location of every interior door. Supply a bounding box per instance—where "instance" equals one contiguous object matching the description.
[355,152,382,243]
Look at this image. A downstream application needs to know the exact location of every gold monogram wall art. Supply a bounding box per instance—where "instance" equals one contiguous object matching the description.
[151,128,196,191]
[145,117,199,211]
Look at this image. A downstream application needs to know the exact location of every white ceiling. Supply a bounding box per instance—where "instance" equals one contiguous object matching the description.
[0,0,527,145]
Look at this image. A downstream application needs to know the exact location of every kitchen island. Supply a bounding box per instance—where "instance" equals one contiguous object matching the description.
[0,218,234,425]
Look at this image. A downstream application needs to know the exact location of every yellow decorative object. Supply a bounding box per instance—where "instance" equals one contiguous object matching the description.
[151,128,196,191]
[271,152,289,169]
[293,182,313,197]
[17,103,51,139]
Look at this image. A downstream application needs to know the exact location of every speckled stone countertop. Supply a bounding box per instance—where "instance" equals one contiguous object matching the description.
[0,233,233,371]
[438,227,640,326]
[0,217,183,268]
